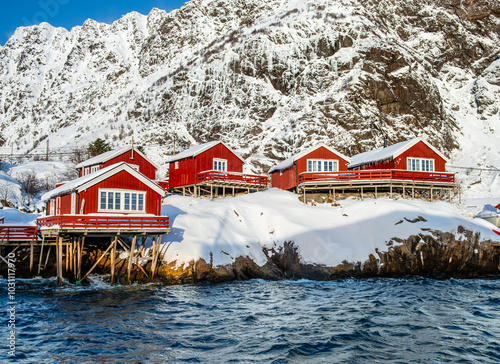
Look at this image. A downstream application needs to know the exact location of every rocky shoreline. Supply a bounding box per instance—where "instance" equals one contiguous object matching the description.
[6,226,498,285]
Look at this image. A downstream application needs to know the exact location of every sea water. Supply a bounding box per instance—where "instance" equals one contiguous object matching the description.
[1,277,499,363]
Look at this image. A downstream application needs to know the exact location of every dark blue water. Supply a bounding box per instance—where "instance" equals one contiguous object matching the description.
[1,277,500,363]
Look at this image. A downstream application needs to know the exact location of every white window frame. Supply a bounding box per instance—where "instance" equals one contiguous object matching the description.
[307,159,339,173]
[174,162,179,170]
[90,165,100,173]
[84,167,90,176]
[49,199,55,215]
[98,189,146,213]
[407,157,434,172]
[213,158,227,172]
[71,193,77,214]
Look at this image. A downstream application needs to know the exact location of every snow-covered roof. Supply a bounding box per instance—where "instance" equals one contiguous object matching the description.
[41,162,165,202]
[75,146,159,170]
[348,137,448,169]
[165,141,245,163]
[269,143,351,173]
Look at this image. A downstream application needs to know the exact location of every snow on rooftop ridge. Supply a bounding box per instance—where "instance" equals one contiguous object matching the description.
[165,141,245,163]
[269,143,351,173]
[41,162,165,202]
[348,137,448,169]
[75,146,159,169]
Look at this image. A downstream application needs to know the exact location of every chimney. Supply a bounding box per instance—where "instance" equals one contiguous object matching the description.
[383,138,387,148]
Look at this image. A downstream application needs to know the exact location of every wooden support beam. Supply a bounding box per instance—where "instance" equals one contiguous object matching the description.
[232,187,235,197]
[127,236,137,285]
[81,239,116,281]
[57,237,63,286]
[65,243,69,272]
[30,242,34,274]
[44,246,52,272]
[223,185,225,198]
[151,235,163,279]
[110,236,117,285]
[37,236,45,276]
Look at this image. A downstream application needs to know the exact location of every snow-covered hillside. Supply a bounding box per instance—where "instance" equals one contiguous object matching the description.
[0,0,498,190]
[161,189,500,268]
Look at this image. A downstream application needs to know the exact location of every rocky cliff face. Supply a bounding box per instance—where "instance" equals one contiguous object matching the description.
[0,0,499,174]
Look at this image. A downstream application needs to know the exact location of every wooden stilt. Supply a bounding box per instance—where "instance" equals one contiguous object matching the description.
[333,188,336,201]
[412,186,415,199]
[65,243,69,272]
[390,184,393,199]
[44,246,52,271]
[81,239,116,281]
[37,236,45,276]
[375,186,377,199]
[151,235,162,279]
[403,186,405,199]
[182,187,185,196]
[127,236,137,285]
[57,237,63,286]
[361,186,364,200]
[210,185,213,199]
[303,188,306,204]
[77,237,85,281]
[232,187,235,197]
[29,242,34,274]
[223,185,226,198]
[110,236,117,285]
[431,188,433,202]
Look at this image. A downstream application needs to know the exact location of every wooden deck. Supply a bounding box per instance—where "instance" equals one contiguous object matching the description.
[297,170,456,201]
[37,215,170,237]
[0,225,39,243]
[298,169,455,186]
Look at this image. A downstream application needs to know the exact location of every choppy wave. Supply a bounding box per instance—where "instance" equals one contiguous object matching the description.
[1,278,500,363]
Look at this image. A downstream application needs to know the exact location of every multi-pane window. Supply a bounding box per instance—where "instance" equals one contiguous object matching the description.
[91,166,100,173]
[99,190,146,212]
[213,159,227,172]
[407,158,434,172]
[307,159,339,172]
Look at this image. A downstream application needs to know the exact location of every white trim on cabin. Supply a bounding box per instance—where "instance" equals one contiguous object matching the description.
[213,158,228,172]
[407,157,435,172]
[306,159,339,172]
[98,188,146,213]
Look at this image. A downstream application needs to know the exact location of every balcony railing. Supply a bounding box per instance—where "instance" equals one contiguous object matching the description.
[298,169,455,184]
[37,215,169,230]
[196,171,268,186]
[0,226,39,242]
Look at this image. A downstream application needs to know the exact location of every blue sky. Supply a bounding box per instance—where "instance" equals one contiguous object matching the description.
[1,0,188,45]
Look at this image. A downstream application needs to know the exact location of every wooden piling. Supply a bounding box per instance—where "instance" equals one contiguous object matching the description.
[110,236,117,285]
[29,242,34,274]
[56,237,63,286]
[37,236,45,276]
[127,236,137,284]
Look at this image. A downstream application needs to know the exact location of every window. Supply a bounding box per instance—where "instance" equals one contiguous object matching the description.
[99,189,146,212]
[174,162,179,170]
[213,159,227,172]
[84,167,90,176]
[91,166,100,173]
[50,199,55,215]
[307,159,339,172]
[407,158,434,172]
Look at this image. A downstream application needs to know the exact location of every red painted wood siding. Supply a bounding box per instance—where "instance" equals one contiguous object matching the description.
[271,166,297,191]
[47,170,162,216]
[79,170,162,215]
[168,143,244,188]
[78,149,157,179]
[168,158,196,188]
[271,146,350,190]
[352,141,446,172]
[296,147,349,174]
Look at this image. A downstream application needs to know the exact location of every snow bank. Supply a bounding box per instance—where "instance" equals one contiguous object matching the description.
[160,189,500,269]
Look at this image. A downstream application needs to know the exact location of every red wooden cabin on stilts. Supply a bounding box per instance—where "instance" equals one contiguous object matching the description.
[163,141,268,197]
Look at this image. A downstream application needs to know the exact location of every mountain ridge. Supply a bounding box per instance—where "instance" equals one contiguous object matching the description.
[0,0,498,195]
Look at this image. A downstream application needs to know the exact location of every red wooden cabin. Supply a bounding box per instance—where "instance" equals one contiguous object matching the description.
[38,162,168,234]
[76,146,158,180]
[348,137,448,173]
[269,143,351,191]
[164,141,267,197]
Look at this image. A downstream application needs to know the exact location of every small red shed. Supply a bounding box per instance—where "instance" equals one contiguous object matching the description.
[42,162,165,216]
[348,137,447,172]
[269,143,351,191]
[165,141,267,196]
[76,146,159,180]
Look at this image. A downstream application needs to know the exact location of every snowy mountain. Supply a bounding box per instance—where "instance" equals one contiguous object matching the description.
[0,0,499,196]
